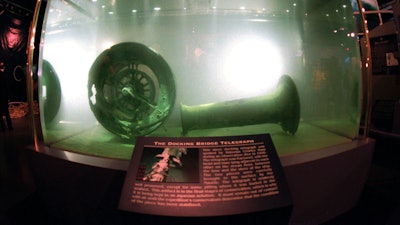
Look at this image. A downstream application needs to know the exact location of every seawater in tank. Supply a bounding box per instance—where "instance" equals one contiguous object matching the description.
[35,0,362,161]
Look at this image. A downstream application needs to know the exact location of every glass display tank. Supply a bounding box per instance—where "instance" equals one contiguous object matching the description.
[27,0,376,224]
[29,0,365,164]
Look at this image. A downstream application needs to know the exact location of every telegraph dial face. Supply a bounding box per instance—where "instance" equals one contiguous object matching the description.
[88,42,176,140]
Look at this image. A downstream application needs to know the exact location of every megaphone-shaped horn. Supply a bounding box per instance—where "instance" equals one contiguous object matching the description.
[180,75,300,135]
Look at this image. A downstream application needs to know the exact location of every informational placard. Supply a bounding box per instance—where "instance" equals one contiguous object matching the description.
[119,134,291,217]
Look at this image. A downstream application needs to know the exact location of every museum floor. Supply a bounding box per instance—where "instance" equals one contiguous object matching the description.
[1,117,400,225]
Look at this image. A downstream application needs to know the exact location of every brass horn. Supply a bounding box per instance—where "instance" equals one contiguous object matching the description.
[180,75,300,135]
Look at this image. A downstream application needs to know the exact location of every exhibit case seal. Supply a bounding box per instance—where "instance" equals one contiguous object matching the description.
[26,0,375,224]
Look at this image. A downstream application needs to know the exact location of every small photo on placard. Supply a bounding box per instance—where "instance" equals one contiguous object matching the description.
[136,147,200,183]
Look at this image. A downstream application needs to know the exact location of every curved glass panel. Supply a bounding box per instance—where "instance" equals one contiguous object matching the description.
[37,0,362,160]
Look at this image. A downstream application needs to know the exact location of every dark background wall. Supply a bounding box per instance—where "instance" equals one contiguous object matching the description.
[0,0,35,102]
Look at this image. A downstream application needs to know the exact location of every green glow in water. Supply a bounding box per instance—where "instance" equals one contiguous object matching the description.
[39,0,362,158]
